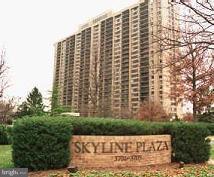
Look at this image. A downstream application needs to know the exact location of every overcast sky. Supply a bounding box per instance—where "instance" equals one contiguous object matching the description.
[0,0,138,102]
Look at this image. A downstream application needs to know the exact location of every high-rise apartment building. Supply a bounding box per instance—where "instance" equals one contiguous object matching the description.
[53,0,183,117]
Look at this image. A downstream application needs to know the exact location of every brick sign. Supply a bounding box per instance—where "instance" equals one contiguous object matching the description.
[70,135,171,168]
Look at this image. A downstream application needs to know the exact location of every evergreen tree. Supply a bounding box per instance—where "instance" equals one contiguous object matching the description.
[16,87,45,117]
[51,86,59,115]
[50,87,70,116]
[16,101,29,117]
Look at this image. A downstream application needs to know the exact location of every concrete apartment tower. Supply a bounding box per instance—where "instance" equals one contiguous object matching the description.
[53,0,183,118]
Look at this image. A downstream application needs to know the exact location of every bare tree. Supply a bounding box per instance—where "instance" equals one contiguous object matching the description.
[0,48,15,123]
[137,99,168,122]
[154,1,213,67]
[0,49,9,98]
[176,0,214,26]
[0,98,17,124]
[163,0,214,50]
[167,27,214,119]
[151,1,214,119]
[88,53,100,116]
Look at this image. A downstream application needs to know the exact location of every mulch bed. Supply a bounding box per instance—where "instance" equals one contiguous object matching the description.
[29,163,214,177]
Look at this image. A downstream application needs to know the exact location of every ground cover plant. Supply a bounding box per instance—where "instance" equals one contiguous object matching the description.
[68,166,214,177]
[33,165,213,177]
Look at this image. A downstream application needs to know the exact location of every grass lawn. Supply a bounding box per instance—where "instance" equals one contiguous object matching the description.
[211,145,214,159]
[0,145,14,168]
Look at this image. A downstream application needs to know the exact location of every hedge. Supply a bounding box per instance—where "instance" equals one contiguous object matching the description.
[162,123,211,163]
[69,117,211,163]
[198,112,214,123]
[203,123,214,135]
[69,117,166,135]
[12,116,213,170]
[0,124,9,145]
[12,117,73,171]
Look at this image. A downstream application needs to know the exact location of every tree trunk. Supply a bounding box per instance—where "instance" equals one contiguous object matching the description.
[192,54,197,120]
[193,101,197,121]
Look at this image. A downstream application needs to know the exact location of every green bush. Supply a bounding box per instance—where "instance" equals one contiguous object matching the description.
[162,123,211,163]
[12,116,212,171]
[12,117,73,171]
[206,123,214,135]
[6,125,13,144]
[69,117,165,135]
[0,124,9,145]
[198,112,214,123]
[200,122,214,136]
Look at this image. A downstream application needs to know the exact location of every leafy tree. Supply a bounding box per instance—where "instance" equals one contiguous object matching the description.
[16,101,29,117]
[167,28,214,120]
[51,86,59,114]
[16,87,45,117]
[137,100,169,121]
[50,87,70,116]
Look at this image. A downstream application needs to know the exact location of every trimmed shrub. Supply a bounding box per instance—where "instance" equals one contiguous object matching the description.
[162,122,211,163]
[12,117,73,171]
[69,117,166,135]
[198,112,214,123]
[0,124,8,145]
[203,123,214,135]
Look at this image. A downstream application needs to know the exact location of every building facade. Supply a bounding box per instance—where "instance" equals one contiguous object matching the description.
[53,0,183,117]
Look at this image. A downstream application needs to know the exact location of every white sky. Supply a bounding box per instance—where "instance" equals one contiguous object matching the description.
[0,0,137,102]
